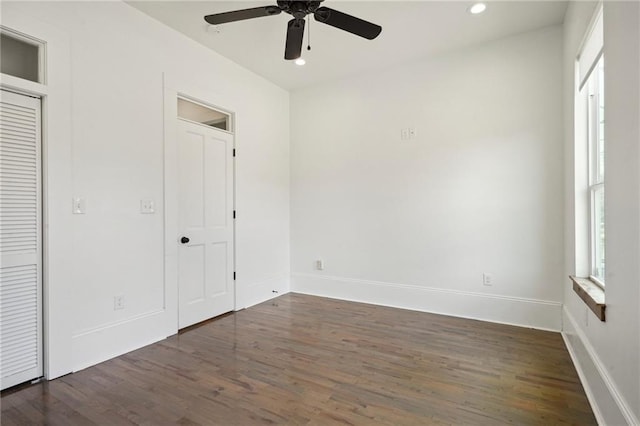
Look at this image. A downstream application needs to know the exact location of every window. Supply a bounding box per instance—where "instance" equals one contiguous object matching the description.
[575,6,604,289]
[588,58,605,285]
[0,30,44,83]
[571,7,605,320]
[177,97,231,131]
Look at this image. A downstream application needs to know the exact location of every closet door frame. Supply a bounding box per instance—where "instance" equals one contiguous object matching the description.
[0,89,43,390]
[1,14,74,381]
[3,12,84,381]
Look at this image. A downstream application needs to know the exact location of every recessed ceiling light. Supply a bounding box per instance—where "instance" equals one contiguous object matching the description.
[295,58,306,66]
[469,2,487,14]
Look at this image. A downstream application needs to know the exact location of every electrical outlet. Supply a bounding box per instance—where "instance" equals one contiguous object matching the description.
[400,127,417,141]
[316,259,324,270]
[482,273,493,286]
[114,295,125,310]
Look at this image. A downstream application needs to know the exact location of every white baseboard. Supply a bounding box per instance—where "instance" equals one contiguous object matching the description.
[291,273,562,331]
[69,275,290,373]
[71,309,172,373]
[236,274,290,310]
[562,307,639,426]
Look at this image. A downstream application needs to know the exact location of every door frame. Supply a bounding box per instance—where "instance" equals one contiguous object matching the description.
[0,88,43,389]
[1,16,74,381]
[163,74,237,333]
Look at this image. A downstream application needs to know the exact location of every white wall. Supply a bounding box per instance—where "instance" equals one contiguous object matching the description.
[2,2,637,420]
[290,26,564,331]
[562,2,640,424]
[1,1,290,376]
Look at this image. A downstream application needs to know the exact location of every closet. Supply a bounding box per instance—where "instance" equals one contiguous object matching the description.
[0,89,43,390]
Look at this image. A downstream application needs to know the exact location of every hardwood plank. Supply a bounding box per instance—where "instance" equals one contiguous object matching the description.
[1,293,596,425]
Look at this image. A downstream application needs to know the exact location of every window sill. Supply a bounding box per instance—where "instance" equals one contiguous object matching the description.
[570,276,606,321]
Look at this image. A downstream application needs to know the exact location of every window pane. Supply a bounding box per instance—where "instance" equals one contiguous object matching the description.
[0,33,41,83]
[592,186,605,282]
[596,58,604,183]
[177,98,230,131]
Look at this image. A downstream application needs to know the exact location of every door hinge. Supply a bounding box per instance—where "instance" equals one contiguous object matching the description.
[233,148,236,157]
[233,272,236,280]
[233,210,236,219]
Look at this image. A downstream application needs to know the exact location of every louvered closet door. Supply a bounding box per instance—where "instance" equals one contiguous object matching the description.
[0,90,42,390]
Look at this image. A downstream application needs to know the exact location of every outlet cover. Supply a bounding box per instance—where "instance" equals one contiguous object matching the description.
[482,273,493,286]
[114,295,125,310]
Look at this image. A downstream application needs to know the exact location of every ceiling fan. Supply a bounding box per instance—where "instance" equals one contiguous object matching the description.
[204,1,382,61]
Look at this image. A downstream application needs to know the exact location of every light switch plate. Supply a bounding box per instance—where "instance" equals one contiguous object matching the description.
[72,197,86,214]
[140,199,155,214]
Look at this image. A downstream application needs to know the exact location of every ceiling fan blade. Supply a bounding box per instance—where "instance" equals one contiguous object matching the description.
[314,7,381,40]
[284,18,305,60]
[204,6,281,25]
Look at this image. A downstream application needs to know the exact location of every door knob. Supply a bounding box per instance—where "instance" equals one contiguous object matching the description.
[180,236,190,244]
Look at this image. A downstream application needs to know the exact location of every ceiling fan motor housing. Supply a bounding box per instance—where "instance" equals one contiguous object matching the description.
[277,1,323,19]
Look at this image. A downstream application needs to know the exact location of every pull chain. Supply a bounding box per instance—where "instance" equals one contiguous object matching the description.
[307,15,311,51]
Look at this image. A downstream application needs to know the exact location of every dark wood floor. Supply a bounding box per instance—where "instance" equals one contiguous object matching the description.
[1,293,596,425]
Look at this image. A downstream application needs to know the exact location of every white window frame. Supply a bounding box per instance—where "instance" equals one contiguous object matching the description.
[575,4,605,289]
[0,26,46,85]
[587,57,605,288]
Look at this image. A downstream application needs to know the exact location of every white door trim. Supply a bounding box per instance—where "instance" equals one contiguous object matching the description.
[0,89,43,390]
[1,13,74,380]
[163,73,237,334]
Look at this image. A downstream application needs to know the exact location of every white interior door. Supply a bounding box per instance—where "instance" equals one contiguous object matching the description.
[0,89,42,390]
[177,118,234,329]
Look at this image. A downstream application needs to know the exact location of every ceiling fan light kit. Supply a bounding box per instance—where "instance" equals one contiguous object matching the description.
[469,3,487,15]
[204,0,382,61]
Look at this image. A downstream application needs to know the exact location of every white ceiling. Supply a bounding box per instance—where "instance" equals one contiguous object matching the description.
[127,0,568,91]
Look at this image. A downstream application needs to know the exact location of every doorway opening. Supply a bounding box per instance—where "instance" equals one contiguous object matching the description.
[174,95,235,330]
